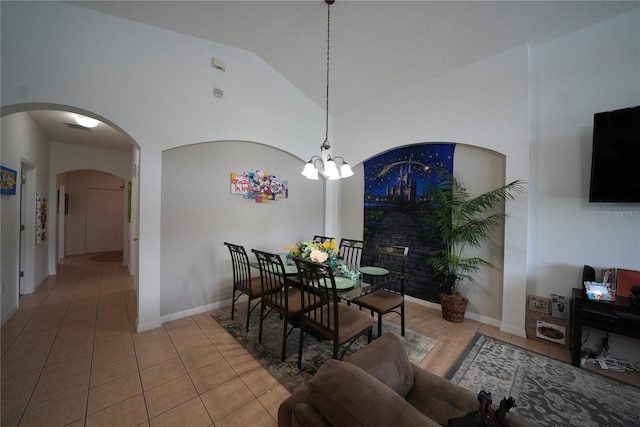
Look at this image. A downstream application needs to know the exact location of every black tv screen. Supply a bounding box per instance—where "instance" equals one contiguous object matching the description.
[589,105,640,203]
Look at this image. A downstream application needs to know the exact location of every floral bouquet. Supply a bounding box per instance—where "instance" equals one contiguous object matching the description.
[283,239,339,271]
[339,264,361,283]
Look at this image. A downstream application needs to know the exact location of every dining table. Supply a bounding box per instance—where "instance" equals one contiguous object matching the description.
[249,255,384,302]
[248,254,299,275]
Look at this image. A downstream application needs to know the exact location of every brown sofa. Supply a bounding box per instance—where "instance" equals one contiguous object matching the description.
[278,332,539,427]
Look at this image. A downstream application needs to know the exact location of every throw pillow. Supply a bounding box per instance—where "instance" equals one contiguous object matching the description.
[308,359,438,427]
[344,331,414,397]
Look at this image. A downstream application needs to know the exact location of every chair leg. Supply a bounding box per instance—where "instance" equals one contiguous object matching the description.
[377,314,383,338]
[297,323,305,369]
[245,297,251,333]
[368,329,372,343]
[281,317,287,362]
[258,301,265,343]
[333,340,339,359]
[401,304,405,337]
[231,288,237,320]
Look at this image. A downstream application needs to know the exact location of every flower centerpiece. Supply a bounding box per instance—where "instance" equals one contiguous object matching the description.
[339,264,361,283]
[283,239,339,271]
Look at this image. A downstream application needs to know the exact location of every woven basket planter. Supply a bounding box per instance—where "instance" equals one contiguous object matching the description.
[440,293,468,323]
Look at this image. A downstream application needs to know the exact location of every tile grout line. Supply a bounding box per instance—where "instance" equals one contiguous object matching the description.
[11,261,85,425]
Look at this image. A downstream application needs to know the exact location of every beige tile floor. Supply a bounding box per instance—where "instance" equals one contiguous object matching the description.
[2,254,637,426]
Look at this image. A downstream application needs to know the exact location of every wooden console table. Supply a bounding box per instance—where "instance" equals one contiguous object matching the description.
[570,288,640,367]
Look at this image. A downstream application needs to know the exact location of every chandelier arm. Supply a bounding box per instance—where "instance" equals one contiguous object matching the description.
[330,155,348,164]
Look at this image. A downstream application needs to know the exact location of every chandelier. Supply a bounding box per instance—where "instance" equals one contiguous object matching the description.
[301,0,353,181]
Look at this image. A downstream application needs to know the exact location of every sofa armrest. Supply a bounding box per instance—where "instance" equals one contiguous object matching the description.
[278,388,331,427]
[406,365,478,424]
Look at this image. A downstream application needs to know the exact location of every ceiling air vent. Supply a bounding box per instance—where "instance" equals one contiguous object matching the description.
[65,122,93,131]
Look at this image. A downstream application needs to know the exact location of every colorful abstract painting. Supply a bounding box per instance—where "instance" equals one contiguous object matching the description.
[230,171,288,203]
[36,192,47,246]
[363,143,455,302]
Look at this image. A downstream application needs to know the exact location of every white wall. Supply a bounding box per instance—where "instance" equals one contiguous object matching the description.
[160,141,325,319]
[529,9,640,296]
[338,9,639,340]
[1,113,51,323]
[1,1,327,331]
[336,45,530,334]
[529,10,640,361]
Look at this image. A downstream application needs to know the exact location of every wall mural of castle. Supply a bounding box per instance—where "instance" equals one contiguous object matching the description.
[363,143,455,302]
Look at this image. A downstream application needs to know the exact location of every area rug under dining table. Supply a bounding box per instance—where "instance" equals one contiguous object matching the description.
[211,304,437,392]
[446,334,640,427]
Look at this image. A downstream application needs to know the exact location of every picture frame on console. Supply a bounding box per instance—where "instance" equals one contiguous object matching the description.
[528,295,549,314]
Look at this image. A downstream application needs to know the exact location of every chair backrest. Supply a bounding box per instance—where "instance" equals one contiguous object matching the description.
[224,242,253,292]
[252,249,289,308]
[294,257,339,332]
[312,235,335,244]
[371,244,409,294]
[339,238,364,271]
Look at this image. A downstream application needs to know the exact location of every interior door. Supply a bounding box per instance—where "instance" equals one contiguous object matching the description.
[86,188,124,253]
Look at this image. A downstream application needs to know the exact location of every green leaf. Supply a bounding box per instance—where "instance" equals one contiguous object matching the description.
[423,168,526,295]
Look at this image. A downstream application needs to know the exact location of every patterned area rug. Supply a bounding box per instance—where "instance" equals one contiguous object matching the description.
[446,334,640,427]
[211,304,437,392]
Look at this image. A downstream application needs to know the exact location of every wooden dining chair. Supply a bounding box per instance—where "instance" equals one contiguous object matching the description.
[251,249,306,361]
[293,257,374,369]
[223,242,264,333]
[338,238,364,271]
[352,244,409,338]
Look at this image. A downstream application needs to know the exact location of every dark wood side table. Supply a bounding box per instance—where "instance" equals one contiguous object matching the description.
[570,287,640,366]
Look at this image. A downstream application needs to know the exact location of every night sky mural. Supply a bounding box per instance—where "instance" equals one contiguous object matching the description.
[363,143,455,302]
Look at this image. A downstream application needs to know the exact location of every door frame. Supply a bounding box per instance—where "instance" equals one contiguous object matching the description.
[19,160,36,295]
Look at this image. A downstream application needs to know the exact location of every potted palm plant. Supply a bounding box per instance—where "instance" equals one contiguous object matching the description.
[424,169,526,322]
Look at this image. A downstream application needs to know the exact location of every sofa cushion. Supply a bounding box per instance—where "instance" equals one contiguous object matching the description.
[344,332,414,397]
[308,359,440,427]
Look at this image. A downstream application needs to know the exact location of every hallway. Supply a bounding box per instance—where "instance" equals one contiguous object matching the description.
[1,255,288,426]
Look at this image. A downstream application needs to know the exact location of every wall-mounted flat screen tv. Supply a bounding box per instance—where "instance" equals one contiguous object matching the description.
[589,105,640,203]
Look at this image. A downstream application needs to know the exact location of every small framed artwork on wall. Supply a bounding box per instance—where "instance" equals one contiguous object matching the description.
[1,165,17,195]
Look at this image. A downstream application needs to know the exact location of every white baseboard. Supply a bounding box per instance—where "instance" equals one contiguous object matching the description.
[499,324,527,338]
[157,297,237,326]
[404,295,503,329]
[1,306,18,325]
[135,296,242,333]
[136,320,164,333]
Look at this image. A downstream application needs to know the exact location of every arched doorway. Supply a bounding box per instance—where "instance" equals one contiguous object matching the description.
[0,104,140,324]
[58,170,125,257]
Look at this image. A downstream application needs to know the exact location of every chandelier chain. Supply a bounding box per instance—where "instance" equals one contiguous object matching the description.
[325,1,331,142]
[300,0,353,180]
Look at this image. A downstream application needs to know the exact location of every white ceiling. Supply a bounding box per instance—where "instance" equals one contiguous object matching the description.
[28,110,134,152]
[27,1,640,151]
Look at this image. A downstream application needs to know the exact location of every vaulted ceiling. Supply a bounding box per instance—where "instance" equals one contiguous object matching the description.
[26,1,640,150]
